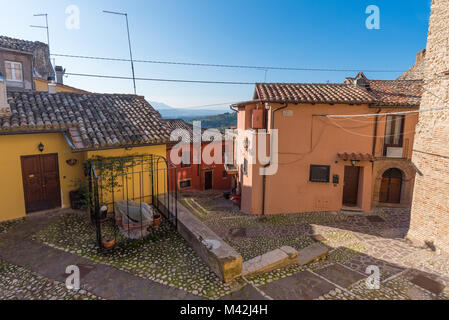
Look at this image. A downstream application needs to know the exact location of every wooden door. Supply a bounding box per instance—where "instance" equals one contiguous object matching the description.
[204,171,213,190]
[21,154,61,213]
[343,166,360,206]
[380,178,402,203]
[379,168,402,204]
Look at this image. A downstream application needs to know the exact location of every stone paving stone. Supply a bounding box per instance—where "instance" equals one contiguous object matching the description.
[409,273,445,295]
[221,284,267,300]
[365,215,386,223]
[259,270,335,300]
[343,254,406,281]
[315,264,366,288]
[310,234,326,242]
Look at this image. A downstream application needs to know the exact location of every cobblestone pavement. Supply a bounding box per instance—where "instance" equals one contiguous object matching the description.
[2,191,449,300]
[181,190,449,300]
[0,210,203,300]
[0,258,100,300]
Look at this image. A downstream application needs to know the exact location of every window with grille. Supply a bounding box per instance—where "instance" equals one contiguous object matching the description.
[179,179,192,189]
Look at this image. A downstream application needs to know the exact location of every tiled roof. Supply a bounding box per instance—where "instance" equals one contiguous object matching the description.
[233,72,423,108]
[0,91,171,150]
[164,119,203,144]
[0,35,42,53]
[255,83,376,105]
[337,152,375,161]
[366,79,423,107]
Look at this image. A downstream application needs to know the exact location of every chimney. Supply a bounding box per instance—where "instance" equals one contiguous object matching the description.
[48,76,57,94]
[0,72,11,116]
[55,66,66,85]
[354,72,370,89]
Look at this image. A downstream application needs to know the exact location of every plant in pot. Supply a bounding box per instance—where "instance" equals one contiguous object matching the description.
[153,213,161,230]
[102,236,115,249]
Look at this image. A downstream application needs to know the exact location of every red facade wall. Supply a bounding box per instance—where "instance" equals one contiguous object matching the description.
[167,141,232,191]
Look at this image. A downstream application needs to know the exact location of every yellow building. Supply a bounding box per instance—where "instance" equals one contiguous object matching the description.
[34,78,90,94]
[0,88,171,222]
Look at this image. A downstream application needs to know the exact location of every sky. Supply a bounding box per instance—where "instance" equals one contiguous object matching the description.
[0,0,431,110]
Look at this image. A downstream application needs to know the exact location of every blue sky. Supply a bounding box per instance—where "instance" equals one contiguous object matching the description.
[0,0,431,110]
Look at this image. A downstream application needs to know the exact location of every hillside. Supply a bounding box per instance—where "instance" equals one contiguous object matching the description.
[185,112,237,129]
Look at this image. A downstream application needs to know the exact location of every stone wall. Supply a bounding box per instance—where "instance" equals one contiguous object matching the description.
[408,0,449,253]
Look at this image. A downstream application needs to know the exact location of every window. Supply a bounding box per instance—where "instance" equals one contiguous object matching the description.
[180,151,191,168]
[309,165,330,183]
[5,61,23,82]
[385,115,404,147]
[179,179,192,189]
[222,170,228,178]
[243,158,248,176]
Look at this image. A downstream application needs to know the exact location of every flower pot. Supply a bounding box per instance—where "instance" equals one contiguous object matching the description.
[153,214,161,230]
[102,237,115,249]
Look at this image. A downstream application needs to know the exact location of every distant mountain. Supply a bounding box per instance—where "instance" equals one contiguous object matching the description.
[185,112,237,129]
[149,101,229,119]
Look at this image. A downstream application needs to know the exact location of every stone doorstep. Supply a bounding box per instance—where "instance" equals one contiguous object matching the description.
[242,246,299,278]
[297,243,329,266]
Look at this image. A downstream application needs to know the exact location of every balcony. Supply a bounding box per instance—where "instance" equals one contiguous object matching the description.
[381,138,409,159]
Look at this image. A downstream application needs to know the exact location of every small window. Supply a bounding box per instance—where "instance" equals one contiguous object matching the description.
[5,61,23,82]
[243,158,248,176]
[179,179,192,189]
[222,170,228,178]
[309,165,330,183]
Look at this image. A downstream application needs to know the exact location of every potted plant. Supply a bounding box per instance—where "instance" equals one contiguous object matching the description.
[102,236,115,249]
[153,213,161,230]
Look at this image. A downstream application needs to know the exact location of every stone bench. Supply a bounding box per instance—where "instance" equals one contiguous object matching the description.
[175,200,242,283]
[242,246,299,278]
[297,243,329,266]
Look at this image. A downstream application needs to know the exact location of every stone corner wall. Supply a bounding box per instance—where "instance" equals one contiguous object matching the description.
[408,0,449,253]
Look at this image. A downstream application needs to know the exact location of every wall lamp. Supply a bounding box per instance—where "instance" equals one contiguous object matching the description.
[38,142,44,152]
[350,160,359,166]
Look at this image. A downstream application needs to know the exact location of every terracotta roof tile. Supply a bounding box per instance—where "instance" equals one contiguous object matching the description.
[250,75,423,108]
[164,118,204,143]
[366,80,422,107]
[0,91,171,150]
[255,83,376,105]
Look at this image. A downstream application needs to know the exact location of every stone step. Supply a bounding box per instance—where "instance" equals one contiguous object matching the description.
[297,243,329,266]
[242,246,298,278]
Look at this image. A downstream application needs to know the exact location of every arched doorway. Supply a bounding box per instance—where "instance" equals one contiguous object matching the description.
[379,168,402,203]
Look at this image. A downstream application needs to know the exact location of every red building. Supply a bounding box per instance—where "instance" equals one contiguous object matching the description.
[165,119,232,191]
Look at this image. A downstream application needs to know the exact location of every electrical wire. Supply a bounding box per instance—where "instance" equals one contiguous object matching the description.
[52,53,406,73]
[64,72,255,85]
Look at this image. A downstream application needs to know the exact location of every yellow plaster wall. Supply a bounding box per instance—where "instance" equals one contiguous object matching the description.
[0,133,85,221]
[86,144,169,209]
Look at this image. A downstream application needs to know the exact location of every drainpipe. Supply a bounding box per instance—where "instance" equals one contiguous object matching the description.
[262,104,287,215]
[371,108,381,172]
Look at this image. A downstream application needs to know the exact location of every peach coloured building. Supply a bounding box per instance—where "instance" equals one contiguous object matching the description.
[230,72,422,215]
[164,119,233,191]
